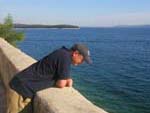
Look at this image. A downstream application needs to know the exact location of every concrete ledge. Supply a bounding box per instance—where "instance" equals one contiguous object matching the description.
[0,37,108,113]
[0,37,36,88]
[34,87,107,113]
[0,37,36,113]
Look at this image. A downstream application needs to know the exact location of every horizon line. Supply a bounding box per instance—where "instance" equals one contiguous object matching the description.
[14,23,150,28]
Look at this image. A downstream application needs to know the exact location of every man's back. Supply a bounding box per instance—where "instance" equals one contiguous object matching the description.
[9,46,72,98]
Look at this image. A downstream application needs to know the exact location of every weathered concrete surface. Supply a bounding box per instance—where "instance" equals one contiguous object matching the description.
[0,37,36,113]
[0,37,108,113]
[34,87,107,113]
[0,38,36,88]
[0,78,6,113]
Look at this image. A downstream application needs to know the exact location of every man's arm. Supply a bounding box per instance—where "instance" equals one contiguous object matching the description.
[56,78,73,88]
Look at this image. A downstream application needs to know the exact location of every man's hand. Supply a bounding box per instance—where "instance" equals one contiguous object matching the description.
[56,78,73,88]
[66,78,73,87]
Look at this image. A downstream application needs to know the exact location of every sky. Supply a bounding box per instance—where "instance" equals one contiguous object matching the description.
[0,0,150,27]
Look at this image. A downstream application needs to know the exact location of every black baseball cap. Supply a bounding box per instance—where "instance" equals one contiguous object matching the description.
[71,43,92,64]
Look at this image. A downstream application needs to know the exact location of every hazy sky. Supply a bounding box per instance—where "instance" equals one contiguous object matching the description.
[0,0,150,27]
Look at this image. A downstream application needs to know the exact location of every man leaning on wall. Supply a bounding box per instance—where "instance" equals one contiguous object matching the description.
[9,43,92,113]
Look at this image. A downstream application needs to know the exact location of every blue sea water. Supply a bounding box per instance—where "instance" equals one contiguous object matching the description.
[16,27,150,113]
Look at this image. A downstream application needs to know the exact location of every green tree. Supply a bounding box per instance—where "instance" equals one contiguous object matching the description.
[0,14,24,46]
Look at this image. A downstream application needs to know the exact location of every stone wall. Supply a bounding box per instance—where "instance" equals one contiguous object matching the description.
[0,38,36,113]
[0,78,6,113]
[0,37,108,113]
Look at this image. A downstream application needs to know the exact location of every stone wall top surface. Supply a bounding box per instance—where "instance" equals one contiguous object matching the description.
[34,87,108,113]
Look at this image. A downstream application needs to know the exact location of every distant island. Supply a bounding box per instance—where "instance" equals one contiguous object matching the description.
[14,24,80,29]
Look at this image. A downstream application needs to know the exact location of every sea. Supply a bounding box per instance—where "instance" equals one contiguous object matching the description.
[16,27,150,113]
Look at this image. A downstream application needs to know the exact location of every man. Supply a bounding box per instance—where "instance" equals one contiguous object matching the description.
[9,43,92,112]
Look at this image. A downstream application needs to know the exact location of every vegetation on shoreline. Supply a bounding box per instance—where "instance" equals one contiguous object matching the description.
[14,24,79,28]
[0,14,24,46]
